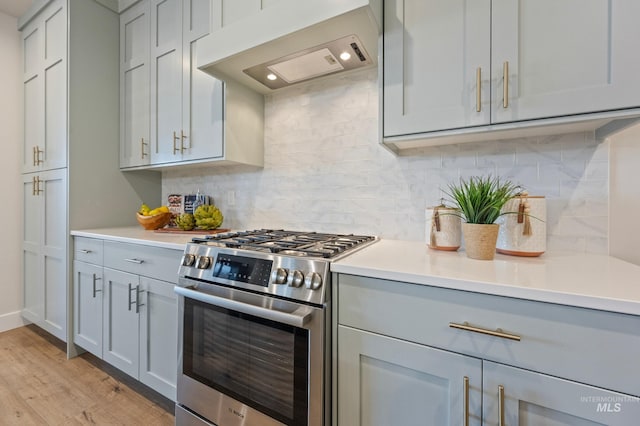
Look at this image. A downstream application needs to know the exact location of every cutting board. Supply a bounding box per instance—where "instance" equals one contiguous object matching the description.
[153,228,230,235]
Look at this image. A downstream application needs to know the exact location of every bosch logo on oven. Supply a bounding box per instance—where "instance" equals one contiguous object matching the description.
[228,407,245,419]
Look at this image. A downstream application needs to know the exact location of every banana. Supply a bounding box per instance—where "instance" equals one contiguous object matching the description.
[139,204,169,216]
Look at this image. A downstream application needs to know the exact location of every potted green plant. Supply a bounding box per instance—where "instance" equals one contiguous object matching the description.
[446,175,519,260]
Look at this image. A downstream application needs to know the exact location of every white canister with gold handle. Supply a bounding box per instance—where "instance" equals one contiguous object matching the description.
[425,205,461,251]
[496,195,546,257]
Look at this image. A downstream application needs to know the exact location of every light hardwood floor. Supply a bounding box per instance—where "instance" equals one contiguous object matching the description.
[0,325,174,425]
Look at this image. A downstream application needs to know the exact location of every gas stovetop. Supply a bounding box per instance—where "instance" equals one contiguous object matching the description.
[179,229,377,305]
[191,229,376,259]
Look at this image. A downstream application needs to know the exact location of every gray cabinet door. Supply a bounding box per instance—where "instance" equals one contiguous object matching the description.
[22,169,67,341]
[102,268,140,379]
[22,173,43,325]
[180,0,224,162]
[491,0,640,124]
[139,276,178,401]
[120,0,151,168]
[150,0,183,164]
[483,361,640,426]
[73,261,103,358]
[383,0,491,137]
[21,0,67,173]
[338,325,482,426]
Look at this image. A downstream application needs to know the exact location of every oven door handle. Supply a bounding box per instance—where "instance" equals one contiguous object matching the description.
[174,286,314,328]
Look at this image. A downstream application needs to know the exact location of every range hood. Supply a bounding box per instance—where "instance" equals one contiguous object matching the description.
[196,0,382,94]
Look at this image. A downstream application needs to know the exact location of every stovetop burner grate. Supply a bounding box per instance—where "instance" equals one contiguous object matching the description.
[191,229,376,258]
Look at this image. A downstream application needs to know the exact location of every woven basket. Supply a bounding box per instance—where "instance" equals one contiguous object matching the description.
[136,212,172,230]
[462,223,499,260]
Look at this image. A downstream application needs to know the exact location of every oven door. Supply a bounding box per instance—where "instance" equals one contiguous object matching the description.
[175,281,328,426]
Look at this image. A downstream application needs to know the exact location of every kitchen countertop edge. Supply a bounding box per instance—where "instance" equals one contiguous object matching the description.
[71,227,200,250]
[331,239,640,316]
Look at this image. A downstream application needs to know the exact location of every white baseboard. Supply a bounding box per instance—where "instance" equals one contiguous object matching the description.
[0,310,28,333]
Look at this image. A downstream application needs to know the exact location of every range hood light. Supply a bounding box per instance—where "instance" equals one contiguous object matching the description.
[267,73,278,81]
[339,51,352,61]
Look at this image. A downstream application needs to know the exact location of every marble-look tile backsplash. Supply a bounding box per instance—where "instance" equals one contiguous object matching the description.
[162,68,609,253]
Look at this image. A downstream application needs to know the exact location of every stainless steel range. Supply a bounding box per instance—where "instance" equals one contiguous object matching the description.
[174,229,377,426]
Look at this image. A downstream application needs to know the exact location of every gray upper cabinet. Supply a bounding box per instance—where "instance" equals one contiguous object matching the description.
[491,0,640,124]
[120,0,151,169]
[120,0,264,170]
[151,0,224,165]
[383,0,640,150]
[383,0,490,136]
[22,0,67,173]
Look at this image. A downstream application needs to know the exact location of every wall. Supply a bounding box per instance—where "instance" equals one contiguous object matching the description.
[0,12,26,332]
[163,68,609,254]
[609,124,640,265]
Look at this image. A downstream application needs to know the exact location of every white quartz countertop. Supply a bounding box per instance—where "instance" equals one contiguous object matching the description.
[331,239,640,316]
[70,230,640,315]
[71,226,204,250]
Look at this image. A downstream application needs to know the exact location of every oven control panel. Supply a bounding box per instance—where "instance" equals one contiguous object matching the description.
[211,254,273,287]
[179,244,331,304]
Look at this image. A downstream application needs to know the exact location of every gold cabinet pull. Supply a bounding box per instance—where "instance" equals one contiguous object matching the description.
[476,67,482,112]
[449,321,521,341]
[463,376,470,426]
[140,138,148,159]
[503,61,509,108]
[32,176,43,195]
[498,385,505,426]
[180,130,188,153]
[33,146,44,166]
[173,131,180,154]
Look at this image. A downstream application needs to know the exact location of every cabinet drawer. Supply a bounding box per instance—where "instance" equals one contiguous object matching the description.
[103,241,181,283]
[337,274,640,397]
[74,237,103,265]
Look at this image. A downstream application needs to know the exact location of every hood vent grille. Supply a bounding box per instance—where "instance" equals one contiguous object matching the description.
[243,35,372,90]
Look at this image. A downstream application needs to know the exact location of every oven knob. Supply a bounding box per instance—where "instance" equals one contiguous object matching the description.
[272,268,288,284]
[304,272,322,290]
[182,254,196,267]
[196,256,212,269]
[287,270,304,287]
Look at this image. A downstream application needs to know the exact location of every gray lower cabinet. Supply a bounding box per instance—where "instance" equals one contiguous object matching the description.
[138,276,178,399]
[103,268,141,378]
[72,237,179,401]
[73,260,103,358]
[338,325,482,426]
[483,362,639,426]
[334,273,640,426]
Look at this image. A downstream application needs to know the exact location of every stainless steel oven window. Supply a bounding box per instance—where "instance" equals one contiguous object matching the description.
[183,297,309,425]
